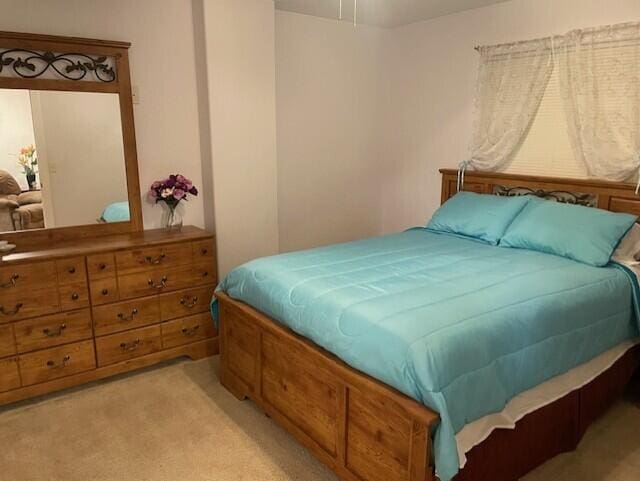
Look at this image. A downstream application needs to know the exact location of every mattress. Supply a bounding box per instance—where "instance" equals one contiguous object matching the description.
[215,229,640,481]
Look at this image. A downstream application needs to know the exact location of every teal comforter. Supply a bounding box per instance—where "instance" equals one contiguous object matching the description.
[215,229,640,481]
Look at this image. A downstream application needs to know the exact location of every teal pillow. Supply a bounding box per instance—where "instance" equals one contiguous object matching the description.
[426,192,530,245]
[500,198,637,266]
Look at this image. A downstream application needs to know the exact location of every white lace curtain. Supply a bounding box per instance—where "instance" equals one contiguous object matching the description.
[558,23,640,188]
[465,39,554,187]
[466,21,640,191]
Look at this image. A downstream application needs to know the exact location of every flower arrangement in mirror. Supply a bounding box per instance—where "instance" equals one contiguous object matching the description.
[17,145,38,190]
[148,174,198,232]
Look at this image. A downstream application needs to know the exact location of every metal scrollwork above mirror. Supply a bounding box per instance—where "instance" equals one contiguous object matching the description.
[493,185,598,207]
[0,49,116,82]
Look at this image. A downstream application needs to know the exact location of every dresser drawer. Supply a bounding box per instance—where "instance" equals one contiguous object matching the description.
[159,285,215,321]
[118,263,209,300]
[87,253,116,280]
[0,357,20,393]
[90,277,119,306]
[115,242,192,274]
[193,259,217,285]
[161,312,216,349]
[0,287,60,323]
[95,325,162,366]
[192,239,215,260]
[56,257,87,286]
[93,296,161,336]
[14,309,92,354]
[0,261,57,293]
[59,282,90,311]
[0,324,15,358]
[19,340,96,386]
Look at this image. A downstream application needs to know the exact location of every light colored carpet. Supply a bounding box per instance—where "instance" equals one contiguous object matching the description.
[0,357,638,481]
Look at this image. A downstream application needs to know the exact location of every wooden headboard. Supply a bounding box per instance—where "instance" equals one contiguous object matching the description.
[440,169,640,216]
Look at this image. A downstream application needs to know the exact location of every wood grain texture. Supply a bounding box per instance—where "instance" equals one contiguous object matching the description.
[55,257,87,285]
[160,312,217,350]
[14,309,92,353]
[440,168,640,217]
[19,340,96,386]
[217,293,437,481]
[159,285,215,321]
[0,323,16,358]
[58,282,90,311]
[87,253,117,280]
[115,242,193,274]
[0,226,218,407]
[0,357,20,393]
[0,287,60,323]
[0,31,142,244]
[0,260,57,292]
[95,324,162,367]
[1,226,213,265]
[89,277,119,306]
[0,338,218,405]
[93,296,161,336]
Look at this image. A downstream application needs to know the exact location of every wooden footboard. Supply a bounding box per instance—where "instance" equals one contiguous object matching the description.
[216,292,439,481]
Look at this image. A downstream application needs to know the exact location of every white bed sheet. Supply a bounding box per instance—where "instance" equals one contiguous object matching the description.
[456,337,640,468]
[455,239,640,468]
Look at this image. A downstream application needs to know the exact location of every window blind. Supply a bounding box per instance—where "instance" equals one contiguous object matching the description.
[503,39,640,181]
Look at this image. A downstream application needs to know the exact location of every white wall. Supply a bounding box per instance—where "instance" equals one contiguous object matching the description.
[203,0,280,276]
[383,0,640,233]
[275,12,391,252]
[31,91,128,227]
[0,0,207,230]
[0,89,35,191]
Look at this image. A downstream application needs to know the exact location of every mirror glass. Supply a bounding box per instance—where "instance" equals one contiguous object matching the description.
[0,88,129,232]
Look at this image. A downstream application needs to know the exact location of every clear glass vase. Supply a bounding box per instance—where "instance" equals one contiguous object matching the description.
[161,204,183,232]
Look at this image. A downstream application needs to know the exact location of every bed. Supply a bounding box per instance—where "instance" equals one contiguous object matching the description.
[213,169,640,481]
[98,201,130,223]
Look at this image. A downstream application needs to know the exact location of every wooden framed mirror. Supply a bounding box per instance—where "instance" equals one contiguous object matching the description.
[0,31,142,247]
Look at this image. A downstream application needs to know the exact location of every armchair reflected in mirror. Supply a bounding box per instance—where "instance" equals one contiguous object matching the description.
[0,88,129,232]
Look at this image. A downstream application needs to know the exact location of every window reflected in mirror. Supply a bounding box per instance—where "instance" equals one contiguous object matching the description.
[0,88,129,232]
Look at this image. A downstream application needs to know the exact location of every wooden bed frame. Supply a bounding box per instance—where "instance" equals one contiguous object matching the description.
[216,169,640,481]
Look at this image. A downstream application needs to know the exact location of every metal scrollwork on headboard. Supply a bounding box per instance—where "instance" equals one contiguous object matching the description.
[493,185,598,207]
[0,49,116,82]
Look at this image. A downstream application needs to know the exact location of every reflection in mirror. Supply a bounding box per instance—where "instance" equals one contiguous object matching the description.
[0,88,129,232]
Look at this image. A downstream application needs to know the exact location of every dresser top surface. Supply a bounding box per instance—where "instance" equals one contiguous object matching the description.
[0,226,213,265]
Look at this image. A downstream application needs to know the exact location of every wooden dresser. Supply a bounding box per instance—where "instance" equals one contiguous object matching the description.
[0,226,218,406]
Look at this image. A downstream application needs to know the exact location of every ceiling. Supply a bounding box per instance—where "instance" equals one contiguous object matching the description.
[274,0,511,28]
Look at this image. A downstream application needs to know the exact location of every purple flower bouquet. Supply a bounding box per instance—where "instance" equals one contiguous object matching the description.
[149,174,198,230]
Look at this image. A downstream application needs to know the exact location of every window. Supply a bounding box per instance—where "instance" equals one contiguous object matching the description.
[505,65,587,178]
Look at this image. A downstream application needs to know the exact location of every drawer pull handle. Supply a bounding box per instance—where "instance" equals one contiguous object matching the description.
[201,248,208,255]
[43,324,67,337]
[0,274,19,289]
[67,266,76,274]
[101,288,109,296]
[71,293,79,300]
[99,263,107,270]
[181,325,200,336]
[148,276,168,289]
[145,253,166,265]
[117,308,139,322]
[47,355,71,369]
[180,296,199,308]
[0,303,23,316]
[120,339,141,352]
